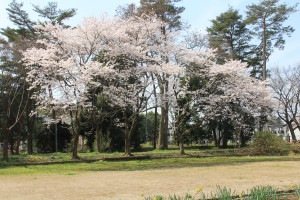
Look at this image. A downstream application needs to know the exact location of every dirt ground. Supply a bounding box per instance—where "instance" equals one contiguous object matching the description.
[0,161,300,200]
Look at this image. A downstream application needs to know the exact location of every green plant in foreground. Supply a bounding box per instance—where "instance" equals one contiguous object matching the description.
[205,186,235,200]
[247,185,278,200]
[143,185,300,200]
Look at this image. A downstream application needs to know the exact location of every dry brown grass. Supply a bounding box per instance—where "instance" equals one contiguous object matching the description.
[0,161,300,200]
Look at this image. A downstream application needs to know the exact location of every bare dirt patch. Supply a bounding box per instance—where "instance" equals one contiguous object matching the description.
[0,161,299,200]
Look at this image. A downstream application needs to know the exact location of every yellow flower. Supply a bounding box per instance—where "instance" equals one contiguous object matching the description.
[141,193,143,197]
[153,198,157,200]
[196,187,203,193]
[291,184,295,189]
[239,194,243,198]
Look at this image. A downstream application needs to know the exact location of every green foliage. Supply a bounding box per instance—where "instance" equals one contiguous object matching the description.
[35,122,71,153]
[207,7,253,65]
[251,131,290,155]
[138,0,185,31]
[200,186,235,200]
[289,141,300,154]
[247,185,278,200]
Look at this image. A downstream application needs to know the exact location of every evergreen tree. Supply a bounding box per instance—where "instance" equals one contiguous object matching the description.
[245,0,298,80]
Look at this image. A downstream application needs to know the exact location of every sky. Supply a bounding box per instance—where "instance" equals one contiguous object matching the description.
[0,0,299,68]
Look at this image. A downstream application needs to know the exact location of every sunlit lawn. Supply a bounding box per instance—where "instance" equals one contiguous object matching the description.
[1,155,300,176]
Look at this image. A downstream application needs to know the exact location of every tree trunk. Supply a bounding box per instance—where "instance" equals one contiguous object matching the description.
[72,133,80,159]
[179,135,185,155]
[222,136,228,148]
[163,101,169,149]
[124,133,132,156]
[262,20,267,80]
[287,123,297,142]
[96,127,101,152]
[2,128,9,161]
[15,134,22,155]
[10,140,14,155]
[27,132,33,155]
[158,106,166,149]
[153,106,157,149]
[212,128,220,148]
[26,105,35,155]
[240,131,246,147]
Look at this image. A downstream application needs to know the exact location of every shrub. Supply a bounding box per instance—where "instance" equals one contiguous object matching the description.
[251,131,290,155]
[289,141,300,154]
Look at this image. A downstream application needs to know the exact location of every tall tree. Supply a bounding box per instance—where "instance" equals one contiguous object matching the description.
[245,0,298,80]
[0,0,76,157]
[139,0,185,150]
[116,0,185,150]
[207,8,251,62]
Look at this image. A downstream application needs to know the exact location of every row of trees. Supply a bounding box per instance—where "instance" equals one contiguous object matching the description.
[0,0,297,161]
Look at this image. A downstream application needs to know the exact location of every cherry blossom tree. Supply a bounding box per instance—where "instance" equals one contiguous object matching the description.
[23,16,116,159]
[169,49,273,154]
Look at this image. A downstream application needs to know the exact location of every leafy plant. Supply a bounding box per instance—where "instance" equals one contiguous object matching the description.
[247,185,278,200]
[289,141,300,154]
[251,131,290,155]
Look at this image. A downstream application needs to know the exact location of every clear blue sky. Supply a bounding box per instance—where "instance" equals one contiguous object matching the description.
[0,0,299,68]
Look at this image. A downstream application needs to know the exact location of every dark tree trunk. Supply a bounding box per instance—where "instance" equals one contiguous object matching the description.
[10,140,14,155]
[288,124,297,142]
[70,110,81,160]
[222,137,228,148]
[179,135,185,155]
[163,101,169,149]
[27,132,33,155]
[158,106,166,150]
[96,127,101,153]
[212,128,220,148]
[262,21,267,81]
[240,131,246,147]
[153,106,157,149]
[15,138,21,155]
[2,128,9,161]
[124,133,132,156]
[72,133,80,159]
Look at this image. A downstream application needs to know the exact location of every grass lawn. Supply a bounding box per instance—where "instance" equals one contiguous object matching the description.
[1,155,300,176]
[0,145,252,165]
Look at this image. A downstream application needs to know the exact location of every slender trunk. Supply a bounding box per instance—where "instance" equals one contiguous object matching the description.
[151,73,158,150]
[158,107,165,149]
[27,132,33,154]
[2,128,9,161]
[153,106,157,149]
[10,140,14,155]
[15,138,21,155]
[96,127,101,152]
[26,101,35,155]
[262,22,267,81]
[222,135,228,148]
[52,110,57,153]
[163,101,169,149]
[15,124,23,155]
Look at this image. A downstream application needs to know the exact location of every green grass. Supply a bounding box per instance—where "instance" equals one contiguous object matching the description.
[0,144,254,165]
[1,155,300,176]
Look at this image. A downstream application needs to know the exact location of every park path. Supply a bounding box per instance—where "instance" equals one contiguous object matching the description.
[0,161,299,200]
